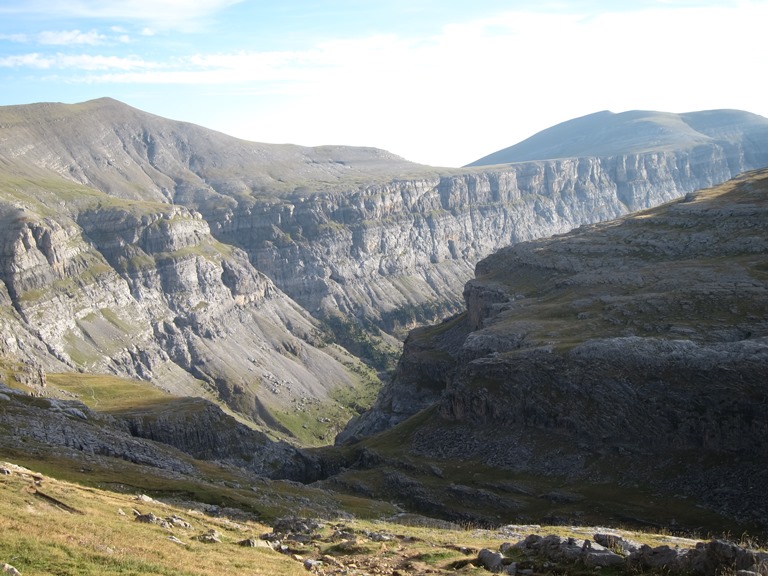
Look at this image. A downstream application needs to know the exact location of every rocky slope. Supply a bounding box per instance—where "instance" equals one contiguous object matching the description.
[1,99,767,435]
[0,179,365,434]
[334,169,768,530]
[0,381,316,480]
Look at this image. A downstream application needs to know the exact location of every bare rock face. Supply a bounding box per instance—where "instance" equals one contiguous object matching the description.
[214,150,760,328]
[0,198,361,428]
[343,169,768,529]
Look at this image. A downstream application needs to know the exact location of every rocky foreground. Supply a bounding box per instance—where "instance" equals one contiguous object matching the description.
[1,461,766,576]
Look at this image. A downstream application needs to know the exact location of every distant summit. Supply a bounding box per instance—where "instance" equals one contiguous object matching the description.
[466,109,768,165]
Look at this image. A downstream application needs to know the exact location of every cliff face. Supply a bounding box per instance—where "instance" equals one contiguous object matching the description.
[339,169,768,528]
[214,146,763,328]
[0,195,361,431]
[4,100,767,335]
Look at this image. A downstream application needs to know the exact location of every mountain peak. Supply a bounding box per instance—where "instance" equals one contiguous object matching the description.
[467,108,768,165]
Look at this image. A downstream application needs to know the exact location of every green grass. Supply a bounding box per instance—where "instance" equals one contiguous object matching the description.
[1,453,762,576]
[0,172,171,217]
[99,308,137,333]
[46,372,175,412]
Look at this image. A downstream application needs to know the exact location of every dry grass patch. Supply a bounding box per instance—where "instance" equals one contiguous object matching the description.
[0,462,305,576]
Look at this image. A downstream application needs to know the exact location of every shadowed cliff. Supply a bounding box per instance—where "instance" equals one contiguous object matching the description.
[332,169,768,531]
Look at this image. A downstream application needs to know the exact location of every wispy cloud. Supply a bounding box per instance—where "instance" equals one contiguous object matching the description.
[38,29,106,45]
[0,53,51,68]
[0,52,156,71]
[3,2,767,93]
[0,0,245,30]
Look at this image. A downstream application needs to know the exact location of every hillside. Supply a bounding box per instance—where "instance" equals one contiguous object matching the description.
[7,458,764,576]
[1,98,767,439]
[333,168,768,533]
[467,109,768,165]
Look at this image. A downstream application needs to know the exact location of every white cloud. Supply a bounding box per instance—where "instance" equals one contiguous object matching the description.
[0,33,29,42]
[38,29,106,45]
[0,52,155,71]
[0,53,51,69]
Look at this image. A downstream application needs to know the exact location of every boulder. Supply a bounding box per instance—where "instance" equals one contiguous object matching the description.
[478,548,504,572]
[195,529,222,544]
[629,544,685,570]
[682,540,761,576]
[594,532,639,554]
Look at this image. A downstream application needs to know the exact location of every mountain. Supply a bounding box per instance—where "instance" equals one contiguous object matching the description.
[332,168,768,531]
[467,109,768,165]
[1,98,768,439]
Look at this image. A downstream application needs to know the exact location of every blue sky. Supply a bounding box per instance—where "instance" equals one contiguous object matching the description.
[1,0,766,167]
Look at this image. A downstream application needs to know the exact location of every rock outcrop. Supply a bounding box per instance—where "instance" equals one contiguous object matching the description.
[339,169,768,529]
[0,197,362,431]
[490,533,768,576]
[0,382,316,480]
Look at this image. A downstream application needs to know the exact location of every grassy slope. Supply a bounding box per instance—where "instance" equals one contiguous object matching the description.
[0,462,306,576]
[2,460,733,576]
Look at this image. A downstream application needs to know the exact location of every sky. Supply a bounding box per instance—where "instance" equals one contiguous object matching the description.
[0,1,766,167]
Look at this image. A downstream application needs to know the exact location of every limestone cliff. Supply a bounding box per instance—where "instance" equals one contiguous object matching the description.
[3,99,767,336]
[214,147,765,330]
[0,194,362,432]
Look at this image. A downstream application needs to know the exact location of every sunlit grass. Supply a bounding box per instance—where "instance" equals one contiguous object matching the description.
[46,372,176,412]
[0,464,307,576]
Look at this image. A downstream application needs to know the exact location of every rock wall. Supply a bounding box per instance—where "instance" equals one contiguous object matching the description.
[2,98,767,435]
[338,169,768,527]
[0,200,361,426]
[214,146,762,327]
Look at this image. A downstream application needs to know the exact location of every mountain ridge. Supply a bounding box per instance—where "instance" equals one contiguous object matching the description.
[467,108,768,165]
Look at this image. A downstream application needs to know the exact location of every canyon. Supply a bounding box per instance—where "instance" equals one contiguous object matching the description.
[1,99,767,437]
[0,99,767,536]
